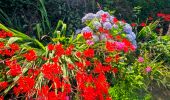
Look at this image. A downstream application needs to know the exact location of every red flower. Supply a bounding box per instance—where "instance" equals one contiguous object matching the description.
[17,76,35,93]
[6,32,13,37]
[98,27,109,34]
[65,45,74,56]
[83,48,94,58]
[163,14,170,21]
[47,43,54,51]
[48,92,58,100]
[0,30,13,38]
[4,49,15,56]
[101,14,108,22]
[140,22,146,27]
[54,44,65,57]
[148,16,153,20]
[0,42,4,49]
[23,50,37,61]
[85,60,91,67]
[122,38,131,47]
[62,83,71,93]
[37,85,49,99]
[13,86,21,96]
[112,67,118,74]
[27,69,40,78]
[76,52,82,58]
[113,17,119,24]
[0,81,8,89]
[115,54,120,62]
[157,13,165,17]
[9,43,20,51]
[67,63,74,70]
[105,56,112,63]
[83,32,93,40]
[75,62,85,70]
[131,23,137,27]
[102,65,112,72]
[41,63,62,80]
[115,35,122,40]
[52,56,59,63]
[98,27,104,33]
[52,77,62,89]
[0,96,4,100]
[8,63,21,76]
[106,41,115,52]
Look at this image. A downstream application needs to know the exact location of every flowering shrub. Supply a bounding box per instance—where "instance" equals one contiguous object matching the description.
[0,10,169,100]
[81,10,137,48]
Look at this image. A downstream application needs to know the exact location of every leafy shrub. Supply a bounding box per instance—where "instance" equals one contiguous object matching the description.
[0,10,169,100]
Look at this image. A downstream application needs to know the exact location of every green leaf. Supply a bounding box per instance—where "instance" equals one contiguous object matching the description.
[7,37,22,44]
[33,39,46,50]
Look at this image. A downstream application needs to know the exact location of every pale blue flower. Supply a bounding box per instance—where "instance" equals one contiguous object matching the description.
[75,29,81,34]
[103,22,112,30]
[96,10,105,18]
[124,23,132,34]
[82,13,96,23]
[130,32,136,39]
[126,34,134,41]
[81,26,92,33]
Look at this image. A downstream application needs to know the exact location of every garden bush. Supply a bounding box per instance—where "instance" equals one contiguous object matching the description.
[0,10,169,100]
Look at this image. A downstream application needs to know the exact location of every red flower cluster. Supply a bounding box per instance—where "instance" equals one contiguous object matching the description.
[101,13,109,22]
[13,76,35,95]
[0,96,4,100]
[76,72,111,100]
[98,27,109,34]
[6,60,21,76]
[0,27,137,99]
[113,17,119,24]
[0,81,8,90]
[140,22,146,27]
[0,41,20,57]
[106,38,135,52]
[0,30,13,38]
[48,43,75,57]
[83,32,93,40]
[157,13,170,21]
[83,48,94,58]
[131,23,137,27]
[41,63,62,80]
[23,50,37,61]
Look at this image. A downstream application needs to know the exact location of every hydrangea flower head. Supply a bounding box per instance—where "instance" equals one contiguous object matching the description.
[96,10,105,18]
[82,13,96,23]
[103,22,112,30]
[124,23,132,34]
[81,26,92,33]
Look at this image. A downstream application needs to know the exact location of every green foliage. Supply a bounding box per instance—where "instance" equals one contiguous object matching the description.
[98,0,170,23]
[0,23,45,51]
[0,0,97,36]
[137,21,170,65]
